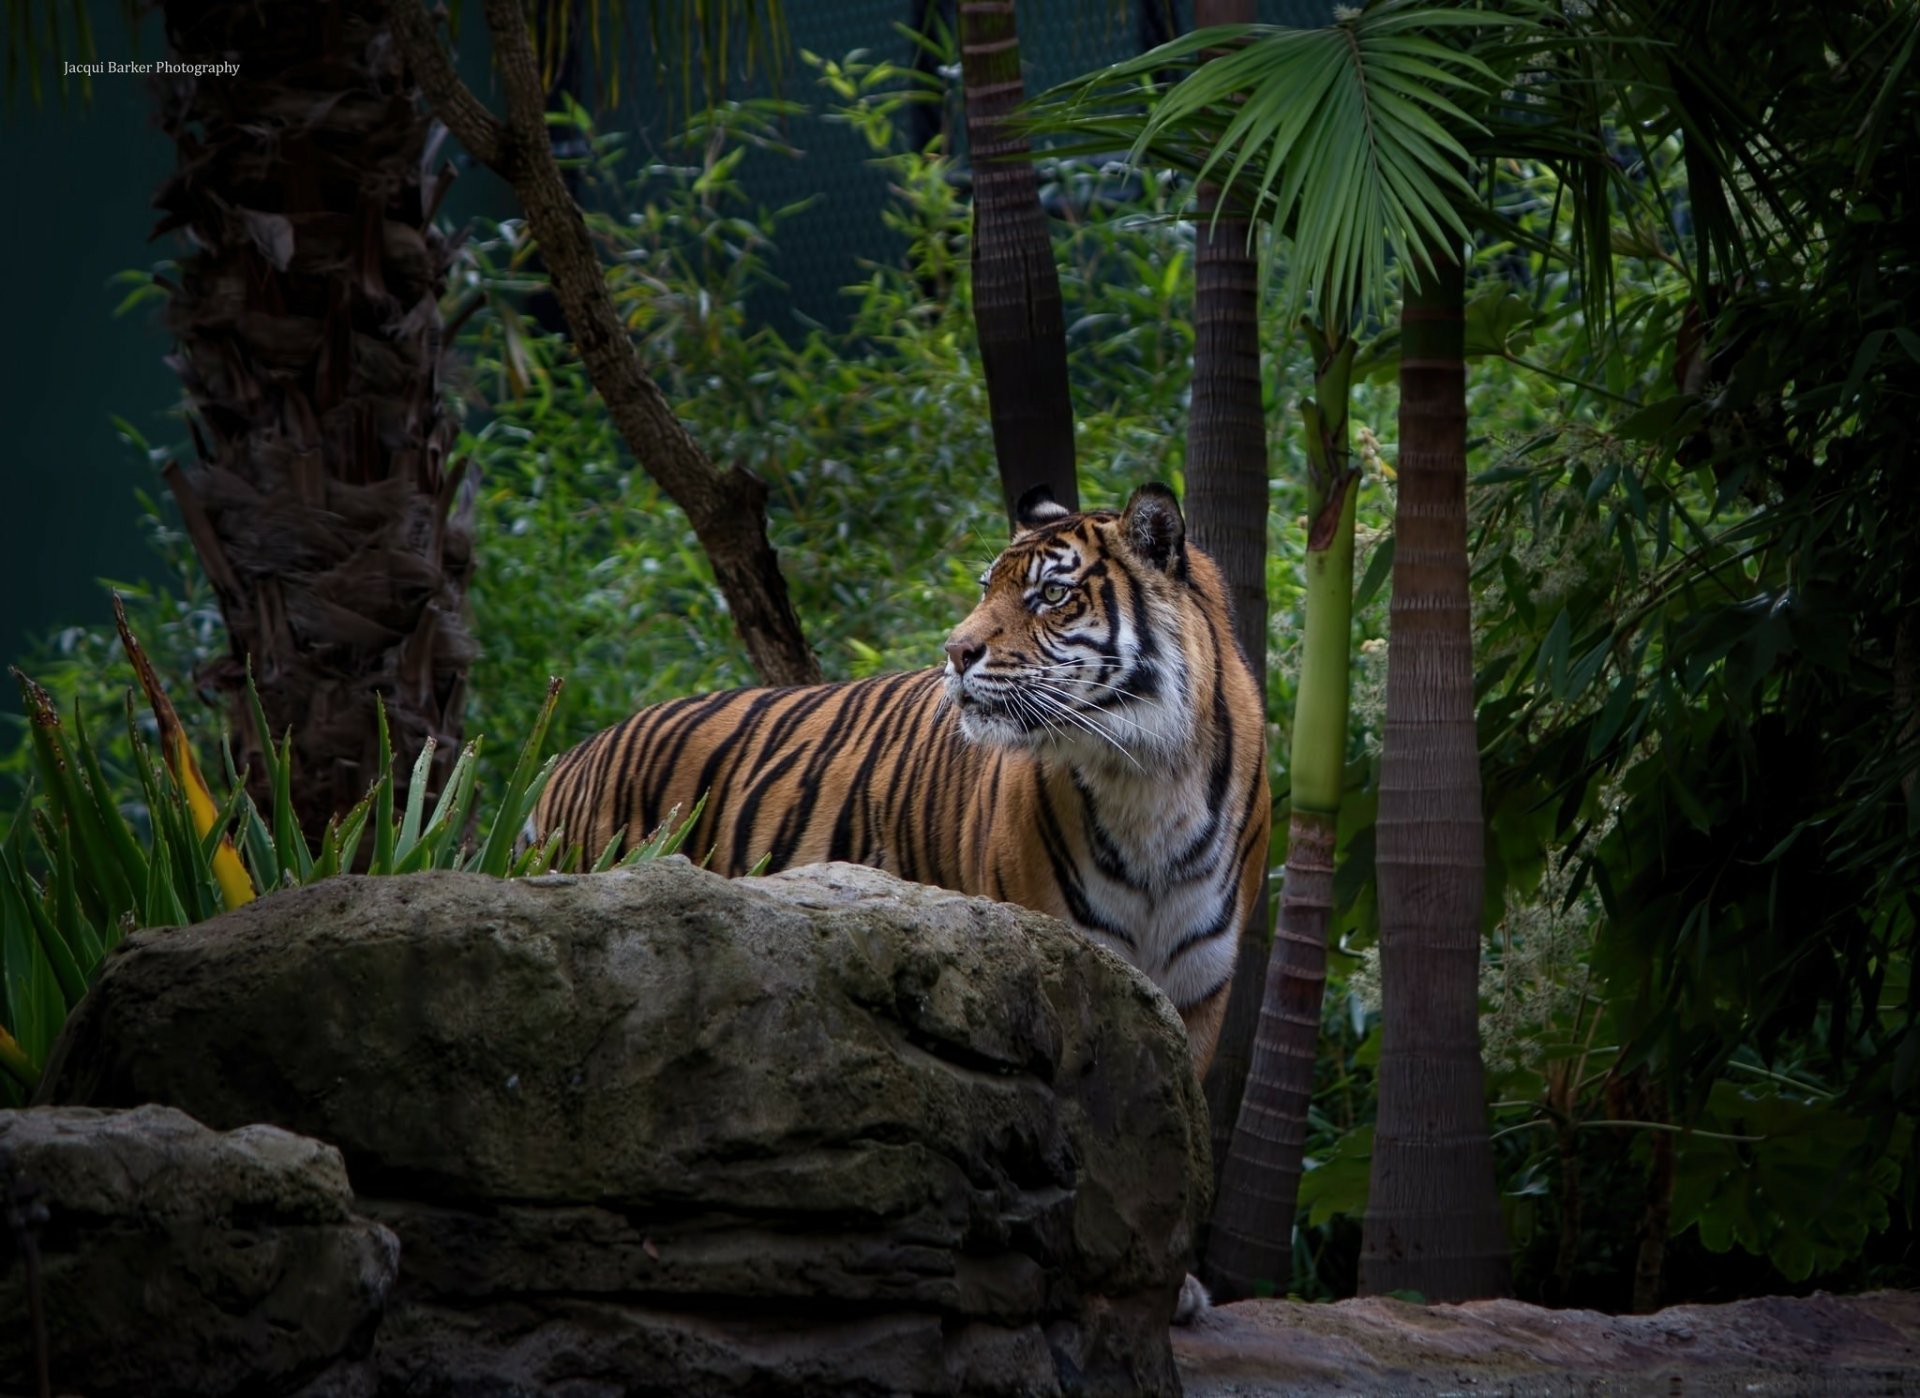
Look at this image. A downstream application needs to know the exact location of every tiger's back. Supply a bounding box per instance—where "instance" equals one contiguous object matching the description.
[533,485,1269,1074]
[539,669,992,886]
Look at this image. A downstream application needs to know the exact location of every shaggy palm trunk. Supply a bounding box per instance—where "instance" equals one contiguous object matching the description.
[959,0,1078,522]
[1359,252,1511,1301]
[1206,323,1356,1300]
[154,0,473,844]
[1186,0,1274,1195]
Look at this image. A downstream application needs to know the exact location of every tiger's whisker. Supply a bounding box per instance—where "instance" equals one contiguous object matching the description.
[1023,687,1147,773]
[1025,680,1157,739]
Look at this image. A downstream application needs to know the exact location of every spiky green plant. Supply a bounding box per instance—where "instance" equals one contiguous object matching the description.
[0,658,697,1103]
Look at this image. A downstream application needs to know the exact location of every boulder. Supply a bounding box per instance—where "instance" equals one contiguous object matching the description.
[1174,1290,1920,1395]
[0,1103,397,1398]
[43,860,1209,1396]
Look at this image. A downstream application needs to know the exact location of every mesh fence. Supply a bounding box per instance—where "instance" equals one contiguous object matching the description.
[603,0,1331,329]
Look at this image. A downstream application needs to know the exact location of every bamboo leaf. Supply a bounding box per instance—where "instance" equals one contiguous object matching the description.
[1540,608,1572,698]
[1355,535,1397,612]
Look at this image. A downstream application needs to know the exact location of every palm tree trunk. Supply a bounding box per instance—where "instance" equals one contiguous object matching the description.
[959,0,1078,523]
[1205,322,1355,1300]
[154,0,474,843]
[1185,0,1273,1201]
[1359,251,1511,1302]
[1184,0,1265,706]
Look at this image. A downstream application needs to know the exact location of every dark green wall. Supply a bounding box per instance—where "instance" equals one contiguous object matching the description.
[1,0,1327,721]
[2,6,175,692]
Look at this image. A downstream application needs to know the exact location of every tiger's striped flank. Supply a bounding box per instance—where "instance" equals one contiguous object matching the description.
[534,483,1270,1074]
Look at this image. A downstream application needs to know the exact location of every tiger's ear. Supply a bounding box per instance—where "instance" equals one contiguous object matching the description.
[1013,484,1072,536]
[1121,483,1187,577]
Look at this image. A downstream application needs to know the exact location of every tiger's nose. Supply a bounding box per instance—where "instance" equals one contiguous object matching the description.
[944,638,985,674]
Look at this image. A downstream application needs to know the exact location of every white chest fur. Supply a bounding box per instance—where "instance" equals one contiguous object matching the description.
[1058,756,1243,1011]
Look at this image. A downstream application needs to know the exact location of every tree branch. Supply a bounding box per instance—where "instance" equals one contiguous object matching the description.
[390,0,821,687]
[389,0,508,173]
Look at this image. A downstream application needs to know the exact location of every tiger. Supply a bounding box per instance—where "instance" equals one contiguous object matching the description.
[533,482,1270,1080]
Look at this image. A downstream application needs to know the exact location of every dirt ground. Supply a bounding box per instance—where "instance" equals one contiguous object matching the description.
[1175,1289,1920,1396]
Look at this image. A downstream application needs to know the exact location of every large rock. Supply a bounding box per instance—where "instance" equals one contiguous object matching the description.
[43,860,1209,1395]
[0,1104,398,1398]
[1175,1291,1920,1395]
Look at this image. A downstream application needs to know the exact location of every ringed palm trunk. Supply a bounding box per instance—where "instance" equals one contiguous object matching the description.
[1183,0,1276,1258]
[959,0,1078,521]
[1205,319,1356,1299]
[1359,250,1510,1301]
[154,0,472,843]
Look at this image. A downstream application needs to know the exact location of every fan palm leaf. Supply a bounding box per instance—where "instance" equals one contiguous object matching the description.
[1041,2,1530,322]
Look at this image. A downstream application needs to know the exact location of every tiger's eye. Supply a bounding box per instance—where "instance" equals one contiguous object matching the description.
[1040,582,1071,605]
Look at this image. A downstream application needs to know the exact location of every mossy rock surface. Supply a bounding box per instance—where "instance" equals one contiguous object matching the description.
[44,860,1207,1396]
[0,1103,396,1398]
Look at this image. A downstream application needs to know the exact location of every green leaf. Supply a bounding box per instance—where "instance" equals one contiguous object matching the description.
[396,736,439,865]
[1035,6,1520,325]
[1538,608,1571,698]
[1300,1123,1374,1227]
[1839,328,1889,410]
[589,831,627,874]
[475,678,565,877]
[244,668,310,881]
[1354,535,1396,612]
[71,702,149,905]
[621,795,709,865]
[1613,395,1695,441]
[372,698,397,875]
[0,848,86,1008]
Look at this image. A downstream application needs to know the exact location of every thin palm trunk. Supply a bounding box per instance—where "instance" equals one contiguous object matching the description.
[1359,251,1510,1301]
[1205,321,1356,1299]
[1185,0,1273,1198]
[154,0,473,843]
[959,0,1078,522]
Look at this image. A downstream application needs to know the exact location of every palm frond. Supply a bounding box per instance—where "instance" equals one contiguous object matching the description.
[1034,1,1535,324]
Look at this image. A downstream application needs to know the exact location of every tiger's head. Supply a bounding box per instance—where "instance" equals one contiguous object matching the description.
[942,482,1215,768]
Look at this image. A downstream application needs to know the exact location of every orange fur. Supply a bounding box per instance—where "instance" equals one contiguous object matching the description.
[535,487,1269,1075]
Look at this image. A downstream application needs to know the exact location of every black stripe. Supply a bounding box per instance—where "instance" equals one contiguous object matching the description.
[1160,896,1238,977]
[1034,776,1133,948]
[625,691,746,852]
[772,674,900,869]
[682,687,801,854]
[1069,770,1146,890]
[886,675,955,882]
[827,672,927,865]
[726,742,809,872]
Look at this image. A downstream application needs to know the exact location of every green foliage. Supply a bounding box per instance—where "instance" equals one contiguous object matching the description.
[448,57,1400,787]
[0,661,695,1106]
[9,16,1917,1308]
[1036,3,1515,320]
